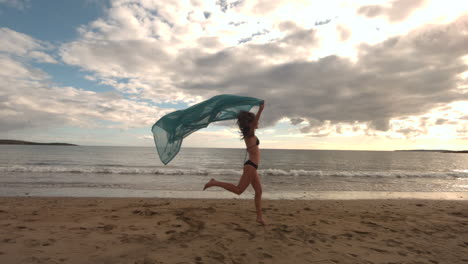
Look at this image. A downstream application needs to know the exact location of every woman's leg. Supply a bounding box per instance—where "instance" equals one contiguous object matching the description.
[251,171,265,225]
[203,166,252,195]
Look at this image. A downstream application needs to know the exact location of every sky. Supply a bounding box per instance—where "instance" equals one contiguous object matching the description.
[0,0,467,150]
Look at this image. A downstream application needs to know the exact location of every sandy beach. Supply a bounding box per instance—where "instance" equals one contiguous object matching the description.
[0,197,467,264]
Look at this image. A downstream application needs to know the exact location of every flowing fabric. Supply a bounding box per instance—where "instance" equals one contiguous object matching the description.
[152,94,263,165]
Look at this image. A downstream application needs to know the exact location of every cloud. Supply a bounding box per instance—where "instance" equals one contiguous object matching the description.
[216,0,244,13]
[0,28,57,63]
[56,1,467,140]
[315,18,332,26]
[435,118,448,125]
[337,25,351,41]
[190,16,467,130]
[0,29,168,134]
[0,0,30,10]
[59,0,320,103]
[290,118,304,125]
[238,29,270,44]
[358,0,426,22]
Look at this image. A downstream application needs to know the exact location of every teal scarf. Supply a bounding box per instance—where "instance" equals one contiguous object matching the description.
[152,94,263,164]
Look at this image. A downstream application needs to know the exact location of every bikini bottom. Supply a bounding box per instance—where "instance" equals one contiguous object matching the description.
[244,159,258,170]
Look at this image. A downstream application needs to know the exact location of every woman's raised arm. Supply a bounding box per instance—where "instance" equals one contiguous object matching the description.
[255,101,265,124]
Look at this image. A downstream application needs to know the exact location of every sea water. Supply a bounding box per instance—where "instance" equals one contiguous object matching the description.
[0,145,467,199]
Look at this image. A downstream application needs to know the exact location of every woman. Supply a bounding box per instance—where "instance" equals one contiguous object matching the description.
[204,102,265,225]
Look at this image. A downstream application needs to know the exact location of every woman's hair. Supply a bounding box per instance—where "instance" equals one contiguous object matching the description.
[237,111,255,139]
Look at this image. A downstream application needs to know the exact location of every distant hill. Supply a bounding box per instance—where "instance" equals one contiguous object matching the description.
[0,139,78,146]
[395,149,467,154]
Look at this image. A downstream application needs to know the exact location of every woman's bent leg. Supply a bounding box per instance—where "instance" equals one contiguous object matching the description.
[203,167,251,194]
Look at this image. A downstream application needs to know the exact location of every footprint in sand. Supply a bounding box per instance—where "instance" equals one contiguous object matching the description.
[279,224,293,233]
[369,247,389,253]
[24,239,41,247]
[339,233,353,239]
[352,230,371,235]
[450,211,468,218]
[208,251,225,262]
[234,227,255,240]
[34,239,56,247]
[361,221,379,227]
[98,224,115,231]
[385,239,402,247]
[133,209,160,216]
[3,238,16,244]
[134,257,162,264]
[204,206,216,213]
[120,234,154,244]
[142,202,170,208]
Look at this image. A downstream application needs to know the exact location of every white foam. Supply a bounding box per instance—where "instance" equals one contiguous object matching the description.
[1,165,467,179]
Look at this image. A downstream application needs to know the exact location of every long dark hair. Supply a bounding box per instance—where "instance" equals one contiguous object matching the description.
[237,111,255,139]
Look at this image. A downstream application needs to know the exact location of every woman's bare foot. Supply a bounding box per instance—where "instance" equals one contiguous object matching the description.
[256,217,266,226]
[203,178,216,190]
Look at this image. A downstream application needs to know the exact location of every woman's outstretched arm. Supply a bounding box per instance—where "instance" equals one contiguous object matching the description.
[255,101,265,124]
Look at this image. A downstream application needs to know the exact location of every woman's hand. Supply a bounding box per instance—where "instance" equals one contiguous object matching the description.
[255,101,264,124]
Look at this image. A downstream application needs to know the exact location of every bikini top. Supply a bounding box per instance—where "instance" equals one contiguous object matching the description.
[244,136,259,162]
[247,136,260,149]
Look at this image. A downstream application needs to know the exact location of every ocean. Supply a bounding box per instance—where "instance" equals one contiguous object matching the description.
[0,145,467,199]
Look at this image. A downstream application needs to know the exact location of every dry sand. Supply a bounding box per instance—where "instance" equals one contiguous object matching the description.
[0,197,467,264]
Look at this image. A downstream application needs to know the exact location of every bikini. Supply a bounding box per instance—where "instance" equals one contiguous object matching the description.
[244,136,260,169]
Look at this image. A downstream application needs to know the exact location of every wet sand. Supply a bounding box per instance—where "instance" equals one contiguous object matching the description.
[0,197,467,264]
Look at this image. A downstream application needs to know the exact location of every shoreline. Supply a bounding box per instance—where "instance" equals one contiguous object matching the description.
[0,197,466,264]
[1,188,467,200]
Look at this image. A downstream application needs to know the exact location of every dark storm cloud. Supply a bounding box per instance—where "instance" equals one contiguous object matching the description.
[173,15,468,132]
[290,118,304,125]
[358,0,426,22]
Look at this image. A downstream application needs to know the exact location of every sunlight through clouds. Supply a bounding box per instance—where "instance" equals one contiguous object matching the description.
[0,0,467,148]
